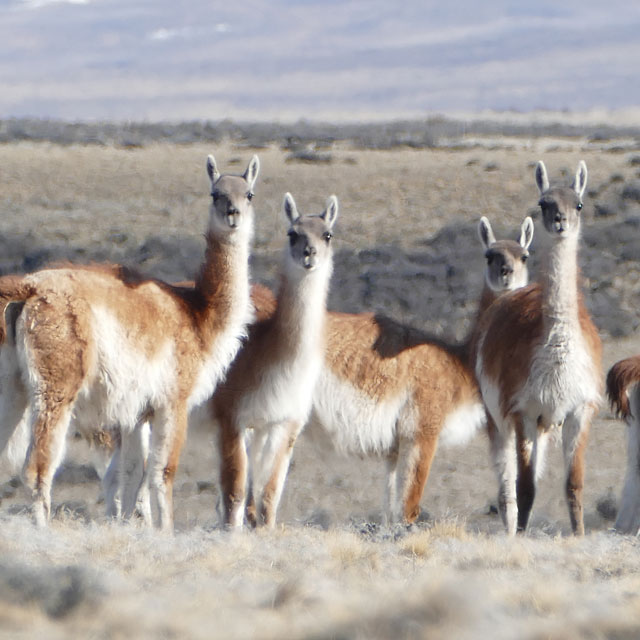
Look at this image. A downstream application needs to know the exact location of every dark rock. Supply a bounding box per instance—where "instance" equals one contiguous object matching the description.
[54,463,100,485]
[594,203,617,218]
[197,480,217,494]
[622,181,640,202]
[305,508,332,531]
[596,495,618,521]
[285,150,333,164]
[0,561,101,618]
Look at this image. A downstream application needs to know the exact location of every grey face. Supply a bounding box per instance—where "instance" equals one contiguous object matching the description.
[210,175,255,230]
[485,240,529,291]
[283,193,338,272]
[539,187,583,236]
[287,215,334,271]
[206,154,259,234]
[535,160,586,238]
[477,215,532,293]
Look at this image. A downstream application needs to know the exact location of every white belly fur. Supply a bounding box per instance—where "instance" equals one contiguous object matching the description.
[309,368,411,456]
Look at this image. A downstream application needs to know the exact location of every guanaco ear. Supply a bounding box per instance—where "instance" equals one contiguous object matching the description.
[321,195,339,229]
[206,155,220,183]
[519,216,534,250]
[573,160,588,199]
[283,192,299,225]
[535,161,549,195]
[478,216,496,249]
[244,155,260,190]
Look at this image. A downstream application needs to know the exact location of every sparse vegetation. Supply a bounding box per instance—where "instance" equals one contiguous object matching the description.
[0,126,640,636]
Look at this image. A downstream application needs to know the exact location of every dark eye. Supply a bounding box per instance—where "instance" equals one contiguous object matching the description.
[521,254,528,263]
[485,251,493,264]
[287,230,298,245]
[577,202,583,211]
[247,192,254,201]
[323,231,333,243]
[211,191,219,203]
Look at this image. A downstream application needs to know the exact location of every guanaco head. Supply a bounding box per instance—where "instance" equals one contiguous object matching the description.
[206,154,260,239]
[478,216,533,293]
[535,160,587,238]
[283,193,338,274]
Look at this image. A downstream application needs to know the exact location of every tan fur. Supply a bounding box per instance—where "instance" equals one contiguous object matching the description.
[219,297,481,524]
[229,218,529,526]
[214,194,337,529]
[476,161,602,536]
[100,221,530,525]
[0,154,259,528]
[607,356,640,419]
[606,356,640,533]
[465,216,533,368]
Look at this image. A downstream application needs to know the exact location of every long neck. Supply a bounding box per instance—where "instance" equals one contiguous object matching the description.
[539,231,580,331]
[272,258,332,360]
[476,284,500,321]
[195,231,251,335]
[460,283,500,365]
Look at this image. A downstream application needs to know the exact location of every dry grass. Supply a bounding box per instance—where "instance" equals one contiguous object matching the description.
[2,139,637,255]
[1,139,640,637]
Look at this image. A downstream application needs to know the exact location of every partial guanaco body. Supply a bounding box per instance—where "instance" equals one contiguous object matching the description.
[213,193,338,528]
[101,215,532,526]
[0,154,259,529]
[475,161,602,536]
[606,357,640,534]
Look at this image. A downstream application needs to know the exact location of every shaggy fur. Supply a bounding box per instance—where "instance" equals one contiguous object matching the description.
[213,194,338,529]
[0,154,259,529]
[476,161,602,536]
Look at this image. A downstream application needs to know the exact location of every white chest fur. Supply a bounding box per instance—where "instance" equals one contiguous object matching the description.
[237,356,322,430]
[74,306,177,432]
[309,369,412,455]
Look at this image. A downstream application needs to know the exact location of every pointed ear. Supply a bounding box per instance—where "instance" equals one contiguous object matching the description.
[321,195,339,229]
[573,160,587,199]
[206,155,220,183]
[535,161,549,194]
[478,216,496,249]
[244,155,260,190]
[519,216,534,250]
[283,192,299,225]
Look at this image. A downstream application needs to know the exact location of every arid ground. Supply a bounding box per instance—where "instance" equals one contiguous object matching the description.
[1,131,640,638]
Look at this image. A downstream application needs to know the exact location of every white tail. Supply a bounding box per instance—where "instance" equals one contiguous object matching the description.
[0,154,259,529]
[475,160,602,536]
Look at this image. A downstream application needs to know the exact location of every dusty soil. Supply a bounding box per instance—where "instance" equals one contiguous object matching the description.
[0,139,640,638]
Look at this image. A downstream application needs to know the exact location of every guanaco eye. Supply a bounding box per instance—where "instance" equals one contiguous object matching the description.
[247,192,254,201]
[323,231,333,243]
[211,192,219,202]
[577,202,583,211]
[287,230,298,245]
[521,254,529,263]
[485,251,493,264]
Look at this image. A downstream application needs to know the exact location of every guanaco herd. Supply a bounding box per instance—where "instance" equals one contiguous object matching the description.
[0,153,639,537]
